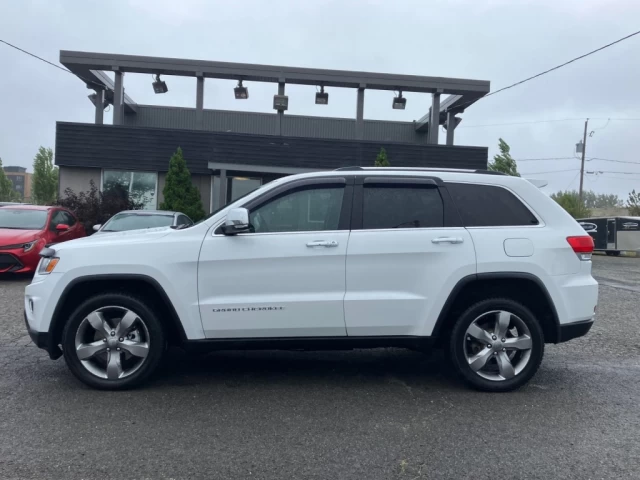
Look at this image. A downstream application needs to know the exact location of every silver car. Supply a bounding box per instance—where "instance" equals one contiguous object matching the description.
[93,210,193,234]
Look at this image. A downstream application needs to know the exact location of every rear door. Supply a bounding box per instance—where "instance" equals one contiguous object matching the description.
[344,176,476,336]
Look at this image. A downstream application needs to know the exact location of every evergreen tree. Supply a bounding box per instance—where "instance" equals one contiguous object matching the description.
[0,157,21,202]
[488,138,520,176]
[160,147,205,221]
[32,147,58,205]
[375,147,390,167]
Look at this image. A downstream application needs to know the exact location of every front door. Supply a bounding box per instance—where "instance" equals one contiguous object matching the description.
[344,178,476,336]
[198,177,353,338]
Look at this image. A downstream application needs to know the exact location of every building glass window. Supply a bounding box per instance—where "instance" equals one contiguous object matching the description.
[102,170,158,210]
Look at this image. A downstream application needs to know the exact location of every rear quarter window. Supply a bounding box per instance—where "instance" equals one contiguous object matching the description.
[446,182,539,227]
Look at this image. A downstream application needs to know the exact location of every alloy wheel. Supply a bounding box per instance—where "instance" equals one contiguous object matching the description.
[74,306,150,380]
[463,310,533,381]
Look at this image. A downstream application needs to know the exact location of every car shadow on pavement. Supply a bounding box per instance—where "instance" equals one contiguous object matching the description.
[151,346,464,391]
[0,273,33,282]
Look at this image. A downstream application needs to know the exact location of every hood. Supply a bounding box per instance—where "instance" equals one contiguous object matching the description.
[0,228,42,247]
[53,226,173,252]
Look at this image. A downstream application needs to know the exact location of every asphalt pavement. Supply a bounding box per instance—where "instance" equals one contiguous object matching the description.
[1,256,639,479]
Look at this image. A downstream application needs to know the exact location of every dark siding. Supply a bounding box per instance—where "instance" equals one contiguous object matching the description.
[55,122,487,173]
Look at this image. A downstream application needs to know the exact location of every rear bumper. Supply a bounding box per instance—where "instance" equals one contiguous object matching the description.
[557,318,594,343]
[24,311,62,359]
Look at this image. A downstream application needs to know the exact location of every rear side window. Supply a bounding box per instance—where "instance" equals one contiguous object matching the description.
[363,185,444,229]
[446,183,539,227]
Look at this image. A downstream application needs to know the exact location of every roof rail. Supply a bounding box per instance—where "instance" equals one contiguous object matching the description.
[474,169,506,175]
[334,166,507,176]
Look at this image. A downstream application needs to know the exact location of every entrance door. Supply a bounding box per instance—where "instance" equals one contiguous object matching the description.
[607,219,616,249]
[198,177,353,338]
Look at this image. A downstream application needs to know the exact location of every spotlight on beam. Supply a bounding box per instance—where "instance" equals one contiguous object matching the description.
[392,91,406,110]
[152,74,168,94]
[234,80,249,99]
[87,93,109,110]
[315,86,329,105]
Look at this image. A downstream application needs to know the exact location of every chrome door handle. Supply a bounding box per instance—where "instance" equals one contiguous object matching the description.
[431,237,464,244]
[306,240,339,248]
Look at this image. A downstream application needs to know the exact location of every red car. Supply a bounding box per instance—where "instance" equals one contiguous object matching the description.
[0,205,85,273]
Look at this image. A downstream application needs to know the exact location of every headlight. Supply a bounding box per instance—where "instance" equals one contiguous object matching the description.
[38,257,60,275]
[23,240,38,252]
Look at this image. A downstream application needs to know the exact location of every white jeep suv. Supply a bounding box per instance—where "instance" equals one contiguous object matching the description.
[25,168,598,392]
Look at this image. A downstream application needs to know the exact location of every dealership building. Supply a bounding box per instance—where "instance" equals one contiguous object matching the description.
[56,50,490,213]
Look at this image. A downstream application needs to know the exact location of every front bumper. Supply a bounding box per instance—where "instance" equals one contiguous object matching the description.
[24,311,62,359]
[557,318,594,343]
[0,247,41,273]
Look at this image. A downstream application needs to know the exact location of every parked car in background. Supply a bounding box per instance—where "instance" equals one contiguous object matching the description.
[0,205,85,273]
[93,210,193,234]
[0,202,30,206]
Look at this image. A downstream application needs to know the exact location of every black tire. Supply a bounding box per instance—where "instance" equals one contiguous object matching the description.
[62,293,165,390]
[449,298,544,392]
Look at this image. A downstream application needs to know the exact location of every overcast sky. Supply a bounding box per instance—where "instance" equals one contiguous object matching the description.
[1,0,639,198]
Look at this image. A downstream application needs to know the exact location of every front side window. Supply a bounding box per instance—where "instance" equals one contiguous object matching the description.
[177,214,192,226]
[446,183,539,227]
[103,170,158,210]
[363,185,444,229]
[50,210,75,229]
[0,209,47,230]
[249,187,344,233]
[101,213,174,232]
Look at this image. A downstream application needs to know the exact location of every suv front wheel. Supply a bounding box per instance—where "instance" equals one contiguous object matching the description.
[62,293,165,390]
[450,298,544,392]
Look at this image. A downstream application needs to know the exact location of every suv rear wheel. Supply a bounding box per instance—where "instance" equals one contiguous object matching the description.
[62,293,165,390]
[450,298,544,392]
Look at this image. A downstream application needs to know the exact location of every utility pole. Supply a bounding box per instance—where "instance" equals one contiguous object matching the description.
[578,118,589,205]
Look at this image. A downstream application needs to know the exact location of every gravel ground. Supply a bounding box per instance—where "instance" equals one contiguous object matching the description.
[0,256,639,480]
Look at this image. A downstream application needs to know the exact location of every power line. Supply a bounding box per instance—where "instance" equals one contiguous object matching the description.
[588,157,640,165]
[0,39,102,88]
[515,157,576,162]
[459,119,584,129]
[521,169,578,175]
[484,30,640,99]
[459,117,640,128]
[450,30,640,112]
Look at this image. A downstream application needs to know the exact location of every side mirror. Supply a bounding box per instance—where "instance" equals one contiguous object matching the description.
[93,224,101,232]
[222,208,250,235]
[56,224,70,232]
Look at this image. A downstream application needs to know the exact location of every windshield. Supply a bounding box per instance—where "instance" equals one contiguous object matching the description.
[101,213,174,232]
[0,209,47,230]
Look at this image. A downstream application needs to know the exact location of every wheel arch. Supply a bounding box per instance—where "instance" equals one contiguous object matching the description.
[49,274,187,350]
[432,272,561,344]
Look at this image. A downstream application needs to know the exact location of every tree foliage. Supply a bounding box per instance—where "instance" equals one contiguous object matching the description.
[582,191,622,209]
[550,191,591,218]
[55,180,144,235]
[553,190,622,209]
[32,147,58,205]
[374,148,390,167]
[488,138,520,176]
[0,157,21,202]
[627,189,640,216]
[159,147,205,222]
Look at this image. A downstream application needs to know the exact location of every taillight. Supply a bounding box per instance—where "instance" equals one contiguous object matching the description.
[567,236,594,261]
